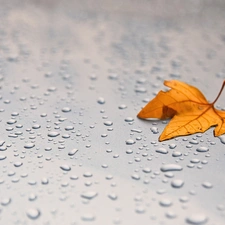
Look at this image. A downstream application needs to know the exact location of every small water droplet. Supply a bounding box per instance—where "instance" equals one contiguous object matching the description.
[97,97,105,104]
[135,206,146,214]
[156,148,168,154]
[172,151,182,157]
[81,213,95,221]
[118,104,127,109]
[48,131,60,137]
[1,197,11,206]
[62,107,71,113]
[104,121,113,126]
[125,139,135,145]
[131,173,140,180]
[68,149,78,156]
[26,208,41,220]
[125,117,134,122]
[60,164,71,171]
[14,161,23,167]
[108,193,118,200]
[171,179,184,188]
[202,181,213,189]
[142,167,151,173]
[81,191,98,200]
[159,198,172,207]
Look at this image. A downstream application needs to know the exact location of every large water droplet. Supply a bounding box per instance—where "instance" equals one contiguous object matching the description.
[161,164,183,172]
[196,147,209,152]
[186,213,208,224]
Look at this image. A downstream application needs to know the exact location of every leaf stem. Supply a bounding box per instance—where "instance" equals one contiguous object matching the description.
[212,80,225,104]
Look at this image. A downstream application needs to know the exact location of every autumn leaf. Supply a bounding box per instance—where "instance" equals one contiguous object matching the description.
[137,80,225,141]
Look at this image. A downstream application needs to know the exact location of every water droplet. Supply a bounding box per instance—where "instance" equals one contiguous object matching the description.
[125,139,135,145]
[131,173,140,180]
[68,149,78,156]
[118,104,127,109]
[186,213,208,224]
[60,164,71,171]
[14,161,23,167]
[104,121,113,126]
[48,131,60,137]
[165,211,177,219]
[97,97,105,104]
[0,155,6,160]
[160,164,183,172]
[83,172,93,178]
[142,167,151,173]
[62,107,71,113]
[159,198,172,207]
[171,179,184,188]
[218,135,225,144]
[172,151,182,157]
[26,208,41,220]
[7,119,17,124]
[135,87,147,93]
[1,197,11,206]
[169,144,177,149]
[24,143,35,149]
[135,206,146,214]
[41,177,49,185]
[65,126,74,131]
[32,124,41,129]
[81,213,95,221]
[0,141,5,146]
[202,181,213,189]
[126,149,133,154]
[125,117,134,122]
[150,127,158,134]
[190,159,200,163]
[156,148,168,154]
[196,147,209,152]
[81,191,98,200]
[28,193,37,201]
[108,193,118,200]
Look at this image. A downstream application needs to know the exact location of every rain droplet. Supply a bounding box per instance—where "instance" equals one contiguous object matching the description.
[108,193,118,200]
[160,164,183,172]
[196,147,209,152]
[135,206,146,214]
[202,181,213,189]
[159,198,172,207]
[104,121,113,126]
[62,107,71,113]
[60,164,71,171]
[156,148,168,154]
[48,131,60,137]
[81,213,95,221]
[118,104,127,109]
[1,197,11,206]
[0,155,6,160]
[172,151,182,157]
[142,167,151,173]
[14,161,23,167]
[24,143,35,149]
[186,213,208,224]
[124,117,134,122]
[26,208,41,220]
[68,149,78,156]
[171,179,184,188]
[125,139,135,145]
[97,97,105,104]
[131,173,140,180]
[81,191,98,200]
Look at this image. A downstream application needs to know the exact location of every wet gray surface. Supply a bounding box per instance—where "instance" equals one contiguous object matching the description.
[0,0,225,224]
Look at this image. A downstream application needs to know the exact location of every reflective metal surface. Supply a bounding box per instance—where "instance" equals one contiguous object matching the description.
[0,1,225,224]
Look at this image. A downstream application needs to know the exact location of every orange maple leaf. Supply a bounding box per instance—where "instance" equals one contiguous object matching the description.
[137,80,225,141]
